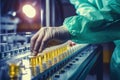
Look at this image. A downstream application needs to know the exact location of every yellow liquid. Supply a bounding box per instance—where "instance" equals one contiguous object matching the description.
[9,64,19,78]
[29,56,37,67]
[38,54,45,73]
[38,55,42,65]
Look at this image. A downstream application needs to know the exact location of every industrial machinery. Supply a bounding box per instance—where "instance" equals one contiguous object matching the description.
[0,0,103,80]
[0,42,103,80]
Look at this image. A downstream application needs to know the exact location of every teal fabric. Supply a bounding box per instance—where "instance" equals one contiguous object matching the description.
[63,0,120,80]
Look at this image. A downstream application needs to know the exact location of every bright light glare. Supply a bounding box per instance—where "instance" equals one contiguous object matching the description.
[22,4,36,18]
[12,12,16,16]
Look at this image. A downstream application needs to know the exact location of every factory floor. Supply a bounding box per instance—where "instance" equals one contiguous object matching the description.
[85,64,110,80]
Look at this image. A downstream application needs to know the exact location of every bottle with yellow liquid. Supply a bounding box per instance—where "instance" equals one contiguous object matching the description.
[52,50,57,65]
[54,49,58,63]
[47,51,53,67]
[38,54,44,73]
[38,52,48,72]
[29,56,37,67]
[8,62,20,79]
[29,56,39,76]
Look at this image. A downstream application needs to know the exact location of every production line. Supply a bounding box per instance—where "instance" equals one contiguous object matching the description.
[0,43,103,80]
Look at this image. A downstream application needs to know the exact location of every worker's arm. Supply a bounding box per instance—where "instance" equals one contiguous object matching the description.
[63,0,120,43]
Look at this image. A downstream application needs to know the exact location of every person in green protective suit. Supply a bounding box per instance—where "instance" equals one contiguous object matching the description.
[30,0,120,80]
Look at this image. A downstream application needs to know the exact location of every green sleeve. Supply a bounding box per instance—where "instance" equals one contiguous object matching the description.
[63,0,120,44]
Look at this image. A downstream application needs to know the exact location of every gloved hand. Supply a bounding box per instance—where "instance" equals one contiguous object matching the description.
[30,26,71,56]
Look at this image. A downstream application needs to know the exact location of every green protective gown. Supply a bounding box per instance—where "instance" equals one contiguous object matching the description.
[63,0,120,80]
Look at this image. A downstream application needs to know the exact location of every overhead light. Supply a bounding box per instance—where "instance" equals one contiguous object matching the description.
[22,4,36,18]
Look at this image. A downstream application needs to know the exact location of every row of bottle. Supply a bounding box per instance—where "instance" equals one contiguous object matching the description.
[6,43,70,79]
[28,44,88,78]
[29,43,71,73]
[7,43,88,79]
